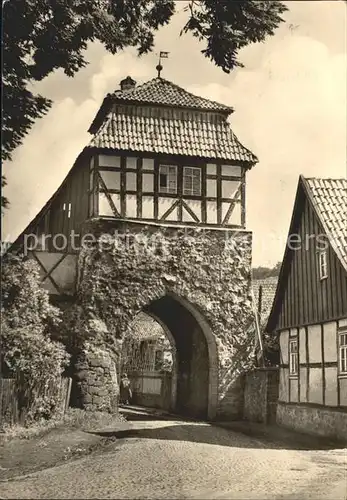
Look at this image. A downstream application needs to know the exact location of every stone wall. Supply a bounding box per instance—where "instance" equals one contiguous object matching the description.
[277,402,347,443]
[71,220,254,419]
[74,344,119,412]
[243,368,279,423]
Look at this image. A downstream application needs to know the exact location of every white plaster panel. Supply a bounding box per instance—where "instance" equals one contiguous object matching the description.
[142,196,154,219]
[206,163,217,175]
[325,367,338,406]
[98,155,120,167]
[323,322,337,363]
[50,254,77,293]
[206,179,217,197]
[184,200,201,222]
[126,156,137,169]
[309,367,323,404]
[111,194,121,214]
[165,207,178,221]
[289,327,298,337]
[299,327,306,363]
[99,193,114,216]
[308,324,322,363]
[300,367,307,403]
[339,378,347,406]
[206,201,217,224]
[158,198,176,219]
[229,203,241,226]
[290,378,299,403]
[35,252,66,269]
[42,278,60,295]
[338,318,347,328]
[126,172,137,191]
[142,173,154,192]
[126,194,137,218]
[222,202,230,223]
[143,158,154,170]
[221,180,240,199]
[221,165,242,177]
[279,368,289,402]
[280,330,289,364]
[99,170,120,190]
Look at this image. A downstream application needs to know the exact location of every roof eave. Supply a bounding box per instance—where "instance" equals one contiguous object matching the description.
[265,177,305,333]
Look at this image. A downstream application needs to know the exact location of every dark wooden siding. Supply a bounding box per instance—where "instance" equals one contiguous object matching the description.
[276,196,347,329]
[27,155,90,253]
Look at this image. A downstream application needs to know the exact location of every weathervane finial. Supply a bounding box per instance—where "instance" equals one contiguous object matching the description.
[157,51,169,78]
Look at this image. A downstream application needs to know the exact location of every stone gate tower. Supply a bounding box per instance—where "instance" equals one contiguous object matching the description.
[13,75,258,420]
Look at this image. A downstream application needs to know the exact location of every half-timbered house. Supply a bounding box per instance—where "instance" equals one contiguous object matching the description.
[267,176,347,440]
[11,76,256,299]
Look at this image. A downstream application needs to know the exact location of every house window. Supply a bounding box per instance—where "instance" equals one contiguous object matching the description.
[319,250,328,279]
[63,202,72,219]
[339,330,347,374]
[159,165,177,194]
[183,167,201,196]
[289,338,298,376]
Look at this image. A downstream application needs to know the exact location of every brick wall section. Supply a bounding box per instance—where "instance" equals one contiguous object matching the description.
[243,368,279,423]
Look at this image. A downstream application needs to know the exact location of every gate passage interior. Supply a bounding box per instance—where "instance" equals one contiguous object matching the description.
[121,294,217,420]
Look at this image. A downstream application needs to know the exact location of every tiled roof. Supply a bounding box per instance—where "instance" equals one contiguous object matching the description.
[112,77,233,113]
[89,108,257,163]
[252,277,278,326]
[303,177,347,272]
[128,313,164,341]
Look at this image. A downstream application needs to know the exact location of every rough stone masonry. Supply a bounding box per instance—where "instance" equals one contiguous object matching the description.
[67,220,255,420]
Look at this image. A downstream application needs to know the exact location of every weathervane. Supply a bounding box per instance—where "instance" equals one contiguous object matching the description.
[156,51,169,78]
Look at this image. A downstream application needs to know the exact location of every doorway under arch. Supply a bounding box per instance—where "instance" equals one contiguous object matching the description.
[123,293,218,420]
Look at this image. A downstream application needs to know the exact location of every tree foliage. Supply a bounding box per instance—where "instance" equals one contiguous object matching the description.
[1,255,69,422]
[252,261,281,280]
[2,0,287,166]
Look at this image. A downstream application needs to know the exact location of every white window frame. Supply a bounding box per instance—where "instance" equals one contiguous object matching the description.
[339,330,347,375]
[183,166,201,196]
[159,165,177,194]
[319,250,328,280]
[289,338,298,376]
[63,202,72,218]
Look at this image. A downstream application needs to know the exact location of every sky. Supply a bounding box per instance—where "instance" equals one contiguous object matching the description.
[2,0,346,267]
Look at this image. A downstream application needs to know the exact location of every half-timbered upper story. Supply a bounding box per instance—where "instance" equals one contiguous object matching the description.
[267,176,347,332]
[12,75,257,254]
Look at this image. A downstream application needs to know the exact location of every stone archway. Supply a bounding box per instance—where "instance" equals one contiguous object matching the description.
[73,224,254,420]
[142,293,218,420]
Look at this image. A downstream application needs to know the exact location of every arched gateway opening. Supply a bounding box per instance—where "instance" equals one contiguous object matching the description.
[121,293,218,421]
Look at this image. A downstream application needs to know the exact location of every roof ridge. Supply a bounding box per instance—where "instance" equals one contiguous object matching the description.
[302,175,347,183]
[110,76,233,113]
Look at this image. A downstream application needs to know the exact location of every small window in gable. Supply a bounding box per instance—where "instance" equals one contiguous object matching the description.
[183,167,201,196]
[289,338,298,376]
[63,202,72,219]
[159,165,177,194]
[319,250,328,280]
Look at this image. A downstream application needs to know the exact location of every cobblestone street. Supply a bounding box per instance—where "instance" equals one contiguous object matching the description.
[1,413,346,499]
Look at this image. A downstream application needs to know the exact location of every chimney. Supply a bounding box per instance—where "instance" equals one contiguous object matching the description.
[120,76,136,91]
